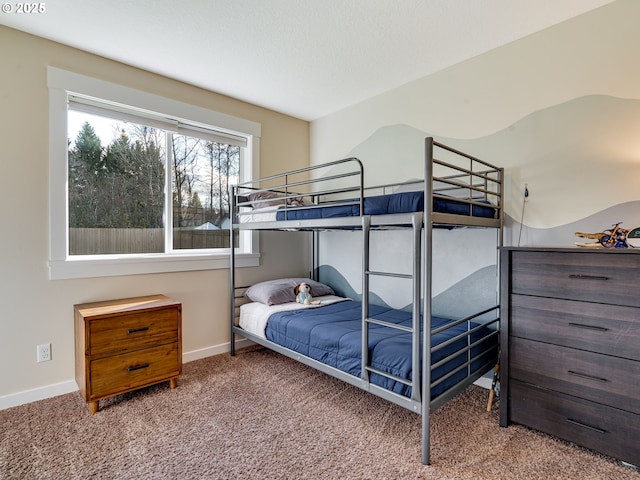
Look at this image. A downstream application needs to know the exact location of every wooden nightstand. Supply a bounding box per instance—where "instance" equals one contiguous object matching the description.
[74,294,182,414]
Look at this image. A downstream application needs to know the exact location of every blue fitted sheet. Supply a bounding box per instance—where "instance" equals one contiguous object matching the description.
[275,191,496,221]
[265,300,495,399]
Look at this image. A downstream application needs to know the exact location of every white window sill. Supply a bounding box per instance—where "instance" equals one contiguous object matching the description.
[48,252,260,280]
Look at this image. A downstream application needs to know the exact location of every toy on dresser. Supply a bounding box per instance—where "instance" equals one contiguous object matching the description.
[575,222,630,248]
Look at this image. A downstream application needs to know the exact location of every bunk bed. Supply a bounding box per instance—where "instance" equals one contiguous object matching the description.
[229,137,503,465]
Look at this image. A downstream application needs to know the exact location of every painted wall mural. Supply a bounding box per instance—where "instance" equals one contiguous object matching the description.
[340,94,640,240]
[310,1,640,313]
[315,94,640,311]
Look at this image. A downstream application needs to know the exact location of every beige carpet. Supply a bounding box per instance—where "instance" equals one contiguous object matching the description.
[1,347,636,480]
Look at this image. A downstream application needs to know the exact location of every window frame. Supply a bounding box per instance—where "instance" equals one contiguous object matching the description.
[48,67,261,280]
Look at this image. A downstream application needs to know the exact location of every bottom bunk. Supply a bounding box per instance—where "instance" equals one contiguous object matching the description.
[231,281,499,464]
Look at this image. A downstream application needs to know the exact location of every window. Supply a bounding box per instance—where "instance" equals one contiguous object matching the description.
[48,67,261,279]
[67,100,243,255]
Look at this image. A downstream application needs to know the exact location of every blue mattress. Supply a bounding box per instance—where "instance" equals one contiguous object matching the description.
[265,300,495,399]
[275,191,496,221]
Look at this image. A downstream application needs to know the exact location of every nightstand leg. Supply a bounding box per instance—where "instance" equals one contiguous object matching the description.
[169,377,178,389]
[89,401,99,415]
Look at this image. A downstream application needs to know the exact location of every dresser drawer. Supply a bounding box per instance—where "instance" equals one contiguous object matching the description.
[89,342,180,398]
[88,308,179,356]
[510,337,640,414]
[510,380,640,466]
[511,251,640,307]
[510,294,640,361]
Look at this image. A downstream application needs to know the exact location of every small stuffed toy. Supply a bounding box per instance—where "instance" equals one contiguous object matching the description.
[294,282,320,305]
[286,195,305,207]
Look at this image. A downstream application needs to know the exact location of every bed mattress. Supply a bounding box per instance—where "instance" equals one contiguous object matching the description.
[261,299,495,399]
[275,191,496,221]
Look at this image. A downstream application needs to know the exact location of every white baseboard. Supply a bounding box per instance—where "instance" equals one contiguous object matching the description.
[0,380,79,411]
[182,337,254,363]
[0,338,254,411]
[3,338,486,410]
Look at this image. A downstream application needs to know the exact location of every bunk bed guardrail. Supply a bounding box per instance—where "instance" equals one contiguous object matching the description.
[231,157,364,226]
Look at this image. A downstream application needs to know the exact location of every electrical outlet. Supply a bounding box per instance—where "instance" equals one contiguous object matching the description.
[37,343,51,363]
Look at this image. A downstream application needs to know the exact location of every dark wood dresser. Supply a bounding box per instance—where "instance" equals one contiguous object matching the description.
[500,247,640,466]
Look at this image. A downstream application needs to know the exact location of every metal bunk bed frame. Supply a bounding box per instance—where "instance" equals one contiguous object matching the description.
[229,137,503,465]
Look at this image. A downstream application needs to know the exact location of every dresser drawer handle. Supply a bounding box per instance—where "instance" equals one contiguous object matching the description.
[568,274,609,281]
[568,370,608,383]
[566,418,607,434]
[568,322,609,332]
[127,327,150,334]
[128,363,150,372]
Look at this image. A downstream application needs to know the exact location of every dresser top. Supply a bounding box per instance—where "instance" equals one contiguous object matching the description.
[74,294,180,318]
[501,246,640,255]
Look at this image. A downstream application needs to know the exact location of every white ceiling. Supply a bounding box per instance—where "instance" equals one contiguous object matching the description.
[2,0,613,121]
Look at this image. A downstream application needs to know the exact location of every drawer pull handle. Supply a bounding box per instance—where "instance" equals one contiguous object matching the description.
[568,274,609,281]
[568,370,608,383]
[127,327,150,334]
[568,322,609,332]
[566,418,607,434]
[128,363,150,372]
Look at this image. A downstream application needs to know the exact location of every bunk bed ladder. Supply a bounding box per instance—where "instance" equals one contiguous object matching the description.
[361,213,423,404]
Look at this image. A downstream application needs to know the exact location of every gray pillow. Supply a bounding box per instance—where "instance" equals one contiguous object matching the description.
[247,191,283,208]
[245,278,334,305]
[247,191,307,208]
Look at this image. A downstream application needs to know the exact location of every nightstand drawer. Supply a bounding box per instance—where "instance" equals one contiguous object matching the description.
[512,251,640,307]
[510,337,640,414]
[511,294,640,361]
[90,342,180,398]
[88,308,179,356]
[510,381,640,466]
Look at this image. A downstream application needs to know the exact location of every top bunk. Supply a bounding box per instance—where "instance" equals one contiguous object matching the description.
[230,137,503,231]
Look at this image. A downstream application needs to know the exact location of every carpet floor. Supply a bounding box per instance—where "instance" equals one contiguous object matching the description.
[1,347,637,479]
